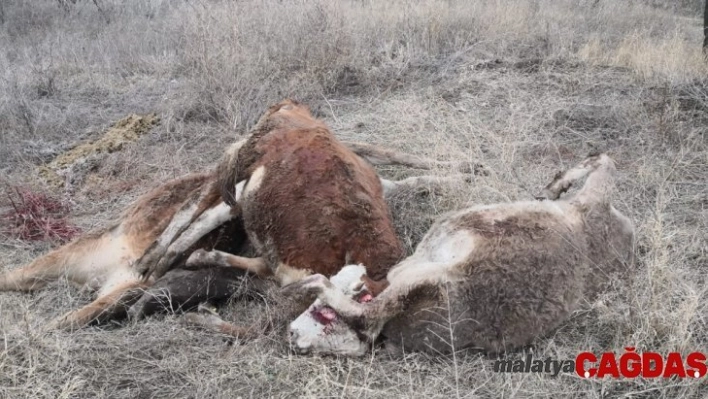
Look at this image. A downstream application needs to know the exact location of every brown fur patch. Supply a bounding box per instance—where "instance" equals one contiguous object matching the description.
[452,211,553,240]
[122,173,212,256]
[219,99,403,281]
[361,275,389,297]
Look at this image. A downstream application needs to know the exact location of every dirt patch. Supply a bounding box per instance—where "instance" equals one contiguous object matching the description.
[552,104,620,132]
[471,58,581,74]
[38,113,159,189]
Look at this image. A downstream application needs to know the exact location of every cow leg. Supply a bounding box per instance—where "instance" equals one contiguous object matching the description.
[342,141,485,175]
[45,280,147,331]
[380,174,472,197]
[142,202,237,280]
[186,250,308,287]
[134,189,206,277]
[185,249,271,278]
[538,153,616,203]
[0,232,107,292]
[127,267,251,320]
[182,311,258,339]
[0,244,78,292]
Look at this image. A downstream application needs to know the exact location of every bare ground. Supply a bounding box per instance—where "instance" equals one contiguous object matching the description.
[0,0,706,398]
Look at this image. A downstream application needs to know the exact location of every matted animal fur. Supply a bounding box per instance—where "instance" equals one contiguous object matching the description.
[287,153,635,356]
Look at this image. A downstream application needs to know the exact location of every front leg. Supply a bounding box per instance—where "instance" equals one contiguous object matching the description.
[134,197,201,277]
[144,202,237,280]
[380,174,474,197]
[137,138,249,278]
[45,281,147,331]
[185,249,271,278]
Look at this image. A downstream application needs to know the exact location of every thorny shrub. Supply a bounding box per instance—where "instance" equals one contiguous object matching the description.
[1,186,80,243]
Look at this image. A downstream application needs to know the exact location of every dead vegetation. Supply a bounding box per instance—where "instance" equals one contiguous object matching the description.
[0,0,706,398]
[37,113,159,188]
[1,186,80,244]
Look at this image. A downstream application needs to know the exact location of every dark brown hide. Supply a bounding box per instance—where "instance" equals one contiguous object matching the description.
[219,100,403,281]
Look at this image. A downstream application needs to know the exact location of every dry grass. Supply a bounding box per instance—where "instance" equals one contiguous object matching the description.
[1,0,707,397]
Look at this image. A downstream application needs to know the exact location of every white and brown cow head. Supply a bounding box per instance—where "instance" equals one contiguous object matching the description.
[288,265,372,356]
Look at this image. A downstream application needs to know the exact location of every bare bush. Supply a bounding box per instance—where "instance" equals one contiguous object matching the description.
[1,186,80,243]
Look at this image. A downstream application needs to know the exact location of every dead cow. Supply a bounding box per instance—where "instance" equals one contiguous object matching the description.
[138,99,474,287]
[287,154,635,356]
[0,173,248,330]
[0,100,476,331]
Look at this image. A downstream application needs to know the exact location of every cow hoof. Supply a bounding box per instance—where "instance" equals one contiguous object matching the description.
[185,249,208,268]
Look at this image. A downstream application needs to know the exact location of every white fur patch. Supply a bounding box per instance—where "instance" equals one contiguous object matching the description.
[244,165,266,197]
[288,265,369,356]
[234,180,246,202]
[275,263,312,286]
[157,202,199,247]
[68,235,138,292]
[165,202,233,253]
[329,265,367,291]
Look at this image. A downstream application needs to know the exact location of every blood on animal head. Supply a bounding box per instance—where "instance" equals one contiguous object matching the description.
[355,291,373,303]
[311,306,337,325]
[309,289,372,327]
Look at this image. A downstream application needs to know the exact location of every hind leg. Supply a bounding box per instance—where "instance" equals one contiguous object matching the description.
[539,153,616,202]
[342,141,486,175]
[0,238,95,292]
[45,280,147,331]
[187,249,311,288]
[182,307,260,340]
[380,174,472,197]
[185,249,314,291]
[0,260,59,292]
